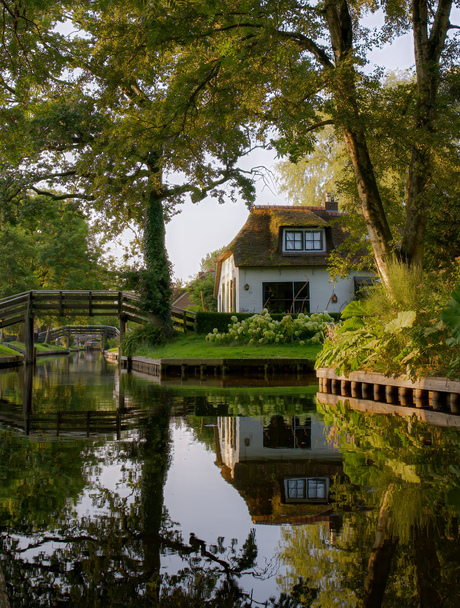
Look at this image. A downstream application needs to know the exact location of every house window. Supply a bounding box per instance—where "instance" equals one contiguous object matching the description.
[263,416,311,449]
[283,229,325,253]
[284,477,329,503]
[263,281,310,313]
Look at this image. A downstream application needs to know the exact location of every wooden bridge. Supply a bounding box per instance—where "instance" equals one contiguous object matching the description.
[0,290,196,364]
[37,324,120,350]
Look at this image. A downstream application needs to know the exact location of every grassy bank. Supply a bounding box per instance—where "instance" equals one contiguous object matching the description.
[133,332,321,360]
[7,341,68,353]
[0,344,22,357]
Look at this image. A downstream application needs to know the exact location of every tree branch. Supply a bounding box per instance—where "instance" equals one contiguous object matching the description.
[29,187,95,201]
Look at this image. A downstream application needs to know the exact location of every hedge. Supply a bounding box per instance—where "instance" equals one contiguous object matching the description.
[195,311,341,334]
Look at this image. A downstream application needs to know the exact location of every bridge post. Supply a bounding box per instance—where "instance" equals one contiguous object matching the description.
[101,328,106,352]
[24,293,35,366]
[118,315,127,368]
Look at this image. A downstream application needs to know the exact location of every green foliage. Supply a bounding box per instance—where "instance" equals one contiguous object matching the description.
[317,262,460,378]
[187,272,217,312]
[0,196,114,299]
[121,323,169,357]
[141,196,173,323]
[206,310,333,346]
[105,336,120,350]
[195,312,256,334]
[440,283,460,345]
[199,248,226,273]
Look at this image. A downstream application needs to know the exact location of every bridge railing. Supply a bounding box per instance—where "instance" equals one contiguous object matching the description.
[0,290,197,335]
[171,307,196,332]
[37,325,121,341]
[0,292,31,328]
[0,290,150,329]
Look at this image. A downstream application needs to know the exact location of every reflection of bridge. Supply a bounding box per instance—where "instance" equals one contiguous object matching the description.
[37,324,120,349]
[0,290,195,364]
[0,403,148,439]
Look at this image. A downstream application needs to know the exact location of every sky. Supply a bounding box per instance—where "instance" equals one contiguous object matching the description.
[162,23,417,282]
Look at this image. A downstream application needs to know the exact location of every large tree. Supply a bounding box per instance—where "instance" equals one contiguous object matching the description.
[2,0,459,296]
[60,0,457,289]
[0,0,258,325]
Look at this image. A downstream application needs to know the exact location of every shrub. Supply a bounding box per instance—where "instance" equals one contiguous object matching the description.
[121,323,169,357]
[205,310,334,346]
[106,336,120,350]
[195,311,334,334]
[316,268,460,379]
[195,312,253,334]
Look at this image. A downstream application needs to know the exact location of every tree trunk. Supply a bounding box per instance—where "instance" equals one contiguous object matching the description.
[325,0,452,279]
[142,152,173,330]
[413,521,442,607]
[325,1,395,288]
[0,562,10,608]
[401,0,452,264]
[362,487,398,608]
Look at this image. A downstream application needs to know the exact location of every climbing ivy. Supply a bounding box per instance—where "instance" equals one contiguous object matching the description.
[140,193,172,326]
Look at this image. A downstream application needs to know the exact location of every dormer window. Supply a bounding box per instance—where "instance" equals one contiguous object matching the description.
[283,228,325,253]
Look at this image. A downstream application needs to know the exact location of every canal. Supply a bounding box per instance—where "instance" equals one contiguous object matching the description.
[0,352,459,607]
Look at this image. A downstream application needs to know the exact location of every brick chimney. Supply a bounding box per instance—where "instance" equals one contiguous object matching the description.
[324,193,339,212]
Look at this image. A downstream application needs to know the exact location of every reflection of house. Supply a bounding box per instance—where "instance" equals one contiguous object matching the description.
[216,415,344,525]
[214,200,373,313]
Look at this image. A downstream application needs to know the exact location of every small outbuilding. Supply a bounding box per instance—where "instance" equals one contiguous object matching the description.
[214,200,373,314]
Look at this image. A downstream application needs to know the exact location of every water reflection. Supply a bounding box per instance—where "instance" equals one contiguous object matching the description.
[0,354,459,606]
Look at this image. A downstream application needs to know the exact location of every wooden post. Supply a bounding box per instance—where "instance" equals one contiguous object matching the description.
[118,315,126,368]
[414,389,427,408]
[24,311,35,365]
[362,383,372,400]
[101,328,106,352]
[373,384,383,402]
[22,364,34,435]
[385,385,397,404]
[331,378,339,394]
[183,310,188,333]
[398,387,412,406]
[341,380,350,396]
[448,393,460,414]
[351,381,360,398]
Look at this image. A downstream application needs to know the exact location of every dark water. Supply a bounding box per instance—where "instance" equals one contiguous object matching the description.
[0,352,459,607]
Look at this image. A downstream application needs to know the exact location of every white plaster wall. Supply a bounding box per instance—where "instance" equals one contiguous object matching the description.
[231,416,339,463]
[217,255,239,312]
[236,266,371,314]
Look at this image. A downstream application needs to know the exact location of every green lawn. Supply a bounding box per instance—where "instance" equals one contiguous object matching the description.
[0,344,22,357]
[8,341,68,353]
[135,332,322,360]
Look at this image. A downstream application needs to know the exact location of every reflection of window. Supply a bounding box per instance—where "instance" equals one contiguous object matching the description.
[307,478,327,499]
[263,282,310,314]
[263,416,311,449]
[284,229,325,252]
[285,478,329,503]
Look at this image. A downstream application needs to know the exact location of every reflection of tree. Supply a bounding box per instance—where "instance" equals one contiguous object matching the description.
[0,385,303,607]
[276,401,460,607]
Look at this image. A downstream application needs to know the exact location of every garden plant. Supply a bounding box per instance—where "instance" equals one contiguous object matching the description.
[206,310,334,347]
